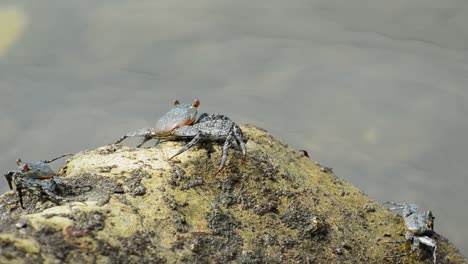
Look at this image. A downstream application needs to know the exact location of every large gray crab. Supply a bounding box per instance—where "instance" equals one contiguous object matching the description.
[114,100,247,175]
[385,202,437,263]
[4,154,91,208]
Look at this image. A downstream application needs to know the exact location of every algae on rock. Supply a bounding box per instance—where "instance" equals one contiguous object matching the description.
[0,125,465,263]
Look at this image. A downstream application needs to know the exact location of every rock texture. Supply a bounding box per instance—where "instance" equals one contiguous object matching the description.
[0,125,465,263]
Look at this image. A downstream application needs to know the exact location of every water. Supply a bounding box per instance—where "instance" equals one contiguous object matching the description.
[1,1,467,257]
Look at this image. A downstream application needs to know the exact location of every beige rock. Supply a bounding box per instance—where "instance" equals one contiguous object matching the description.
[0,125,465,263]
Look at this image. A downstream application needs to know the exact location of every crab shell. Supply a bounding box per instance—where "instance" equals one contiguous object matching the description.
[16,159,56,180]
[405,211,434,236]
[152,99,200,137]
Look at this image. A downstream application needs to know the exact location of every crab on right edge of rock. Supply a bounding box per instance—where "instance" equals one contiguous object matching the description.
[384,202,437,263]
[114,100,247,175]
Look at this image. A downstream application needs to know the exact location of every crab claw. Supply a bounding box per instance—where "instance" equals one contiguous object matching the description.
[154,100,200,136]
[20,163,30,172]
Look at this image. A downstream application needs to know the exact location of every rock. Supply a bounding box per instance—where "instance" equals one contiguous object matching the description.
[0,125,465,263]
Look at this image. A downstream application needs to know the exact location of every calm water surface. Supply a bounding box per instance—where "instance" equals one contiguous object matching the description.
[1,1,467,256]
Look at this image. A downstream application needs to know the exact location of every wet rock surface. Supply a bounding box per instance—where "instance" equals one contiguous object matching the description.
[0,125,465,263]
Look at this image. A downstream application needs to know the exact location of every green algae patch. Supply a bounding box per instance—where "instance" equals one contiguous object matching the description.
[0,125,466,263]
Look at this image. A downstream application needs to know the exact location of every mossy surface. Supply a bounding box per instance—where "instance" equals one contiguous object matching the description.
[0,125,465,263]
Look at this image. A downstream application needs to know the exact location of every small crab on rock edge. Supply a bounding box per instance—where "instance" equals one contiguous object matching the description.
[4,154,92,208]
[384,202,437,264]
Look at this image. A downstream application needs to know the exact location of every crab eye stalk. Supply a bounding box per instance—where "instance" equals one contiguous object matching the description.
[16,159,22,166]
[427,210,434,218]
[173,99,180,106]
[192,99,200,108]
[21,164,30,171]
[427,221,433,229]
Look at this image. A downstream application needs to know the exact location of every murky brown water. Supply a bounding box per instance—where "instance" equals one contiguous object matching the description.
[1,1,467,257]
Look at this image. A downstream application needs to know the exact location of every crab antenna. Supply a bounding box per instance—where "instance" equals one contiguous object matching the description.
[173,99,180,106]
[192,99,200,108]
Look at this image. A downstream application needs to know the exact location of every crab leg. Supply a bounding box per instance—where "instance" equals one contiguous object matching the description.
[4,171,15,190]
[42,188,66,202]
[136,135,155,148]
[114,128,152,145]
[386,237,436,263]
[213,133,234,176]
[16,185,25,209]
[385,202,418,217]
[233,126,247,157]
[384,201,409,213]
[168,133,201,160]
[69,184,93,193]
[418,236,437,264]
[15,178,44,208]
[44,153,73,164]
[384,201,405,208]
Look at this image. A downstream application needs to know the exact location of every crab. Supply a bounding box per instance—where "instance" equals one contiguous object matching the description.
[114,100,247,175]
[385,202,437,263]
[4,154,91,208]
